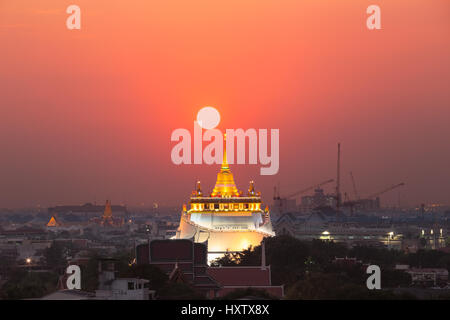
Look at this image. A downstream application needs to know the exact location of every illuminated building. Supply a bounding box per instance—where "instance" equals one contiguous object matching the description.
[90,200,124,227]
[175,136,275,262]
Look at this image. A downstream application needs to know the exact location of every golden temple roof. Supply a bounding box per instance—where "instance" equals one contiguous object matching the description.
[47,215,60,227]
[210,134,240,197]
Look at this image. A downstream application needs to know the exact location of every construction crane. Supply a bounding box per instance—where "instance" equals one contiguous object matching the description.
[367,182,405,199]
[342,171,360,216]
[336,143,341,210]
[343,182,405,214]
[350,171,360,201]
[274,179,335,200]
[273,179,334,216]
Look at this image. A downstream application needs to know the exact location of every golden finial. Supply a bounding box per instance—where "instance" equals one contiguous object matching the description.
[248,181,255,195]
[196,180,202,196]
[221,133,229,171]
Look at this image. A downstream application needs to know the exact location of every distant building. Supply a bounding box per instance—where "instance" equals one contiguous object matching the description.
[45,200,125,229]
[395,265,449,287]
[90,200,124,227]
[354,198,381,211]
[273,209,403,249]
[43,259,154,300]
[0,227,47,239]
[95,260,153,300]
[300,188,336,212]
[271,197,297,219]
[48,201,127,218]
[409,268,449,287]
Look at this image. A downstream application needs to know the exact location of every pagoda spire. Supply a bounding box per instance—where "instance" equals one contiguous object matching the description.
[221,133,229,171]
[103,200,113,219]
[196,180,202,196]
[210,133,239,197]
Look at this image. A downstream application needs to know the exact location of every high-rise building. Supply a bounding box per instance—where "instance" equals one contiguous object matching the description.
[300,188,336,211]
[175,138,275,262]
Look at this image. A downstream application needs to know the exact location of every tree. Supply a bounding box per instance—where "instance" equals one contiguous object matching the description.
[0,269,58,299]
[382,270,412,288]
[286,272,414,300]
[44,242,67,270]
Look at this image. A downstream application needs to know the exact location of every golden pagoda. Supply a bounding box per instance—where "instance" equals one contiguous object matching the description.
[90,200,124,227]
[210,135,240,197]
[175,135,275,262]
[102,200,113,220]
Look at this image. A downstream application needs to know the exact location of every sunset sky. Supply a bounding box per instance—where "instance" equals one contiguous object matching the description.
[0,0,449,208]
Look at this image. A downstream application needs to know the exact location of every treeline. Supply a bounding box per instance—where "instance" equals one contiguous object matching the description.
[212,235,450,299]
[2,236,450,299]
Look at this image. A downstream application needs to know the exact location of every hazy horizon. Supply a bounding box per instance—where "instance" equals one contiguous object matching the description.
[1,0,449,209]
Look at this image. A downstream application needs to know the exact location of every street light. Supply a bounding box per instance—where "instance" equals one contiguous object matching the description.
[26,257,32,273]
[387,232,394,249]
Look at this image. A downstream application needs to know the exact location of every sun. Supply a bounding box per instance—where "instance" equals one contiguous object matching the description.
[196,106,221,130]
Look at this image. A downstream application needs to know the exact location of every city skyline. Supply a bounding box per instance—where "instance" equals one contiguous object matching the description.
[0,0,450,304]
[1,0,450,208]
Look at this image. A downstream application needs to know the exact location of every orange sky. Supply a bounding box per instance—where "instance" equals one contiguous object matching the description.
[0,0,449,208]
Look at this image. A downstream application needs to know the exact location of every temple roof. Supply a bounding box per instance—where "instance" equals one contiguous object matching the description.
[207,266,271,286]
[47,215,61,227]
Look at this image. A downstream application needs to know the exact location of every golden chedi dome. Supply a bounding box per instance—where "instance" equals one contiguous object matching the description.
[210,134,240,197]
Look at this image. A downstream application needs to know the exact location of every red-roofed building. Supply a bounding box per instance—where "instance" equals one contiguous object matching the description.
[137,239,284,299]
[207,266,284,298]
[137,239,221,298]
